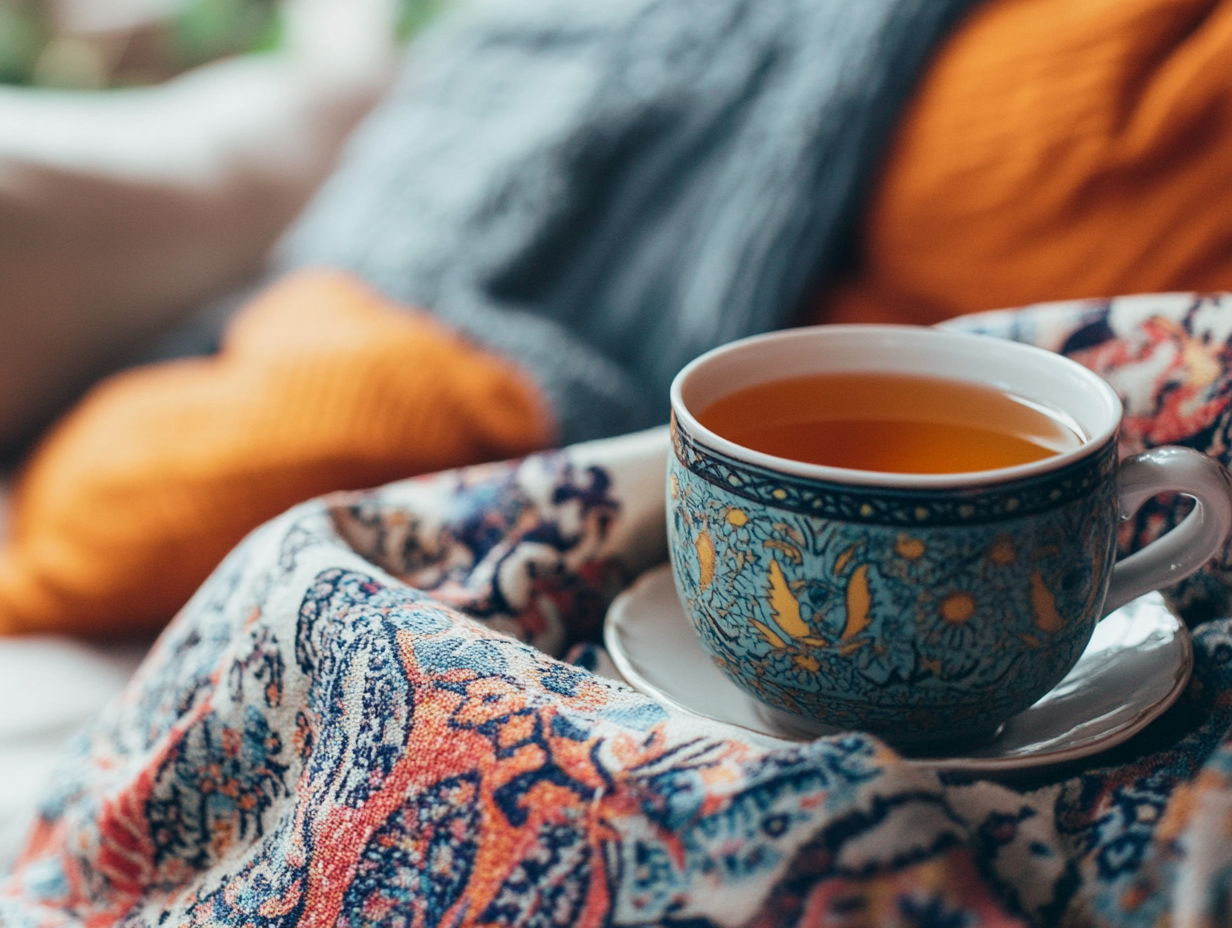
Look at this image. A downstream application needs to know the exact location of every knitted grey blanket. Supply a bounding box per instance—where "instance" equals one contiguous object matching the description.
[276,0,981,443]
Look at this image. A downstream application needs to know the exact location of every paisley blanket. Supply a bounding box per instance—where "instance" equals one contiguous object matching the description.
[6,293,1232,926]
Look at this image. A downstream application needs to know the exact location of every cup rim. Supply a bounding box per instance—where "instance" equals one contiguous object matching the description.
[669,324,1123,489]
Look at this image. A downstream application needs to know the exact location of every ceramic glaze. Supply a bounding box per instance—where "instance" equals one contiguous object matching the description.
[668,419,1119,740]
[667,325,1232,745]
[605,565,1194,772]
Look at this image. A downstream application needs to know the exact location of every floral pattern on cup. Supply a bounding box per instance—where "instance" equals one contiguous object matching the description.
[944,292,1232,622]
[668,416,1121,742]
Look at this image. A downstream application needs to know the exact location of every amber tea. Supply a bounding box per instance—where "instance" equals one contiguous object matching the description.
[697,372,1084,474]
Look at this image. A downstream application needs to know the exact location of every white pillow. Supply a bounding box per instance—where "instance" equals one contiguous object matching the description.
[0,4,396,450]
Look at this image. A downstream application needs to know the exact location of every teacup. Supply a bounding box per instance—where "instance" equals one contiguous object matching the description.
[667,325,1232,746]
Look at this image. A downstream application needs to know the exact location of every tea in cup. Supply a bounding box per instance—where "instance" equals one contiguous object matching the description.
[667,325,1232,746]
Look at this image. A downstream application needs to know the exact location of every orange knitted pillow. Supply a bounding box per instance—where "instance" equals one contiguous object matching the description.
[820,0,1232,326]
[0,270,554,637]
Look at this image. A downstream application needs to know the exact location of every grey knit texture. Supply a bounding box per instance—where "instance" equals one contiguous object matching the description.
[276,0,980,443]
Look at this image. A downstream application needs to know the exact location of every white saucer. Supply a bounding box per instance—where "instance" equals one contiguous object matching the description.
[604,565,1193,774]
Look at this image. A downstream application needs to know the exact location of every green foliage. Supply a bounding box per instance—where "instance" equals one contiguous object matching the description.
[0,0,452,88]
[0,0,48,85]
[396,0,451,42]
[164,0,283,71]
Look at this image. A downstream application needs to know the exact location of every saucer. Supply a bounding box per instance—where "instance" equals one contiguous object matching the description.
[604,565,1193,773]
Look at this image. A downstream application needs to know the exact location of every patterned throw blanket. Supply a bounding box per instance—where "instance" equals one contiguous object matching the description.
[5,294,1232,926]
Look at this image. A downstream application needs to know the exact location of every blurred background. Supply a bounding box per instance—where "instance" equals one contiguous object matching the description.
[0,0,461,459]
[0,0,447,89]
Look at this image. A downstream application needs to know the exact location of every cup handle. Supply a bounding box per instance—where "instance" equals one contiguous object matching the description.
[1103,446,1232,615]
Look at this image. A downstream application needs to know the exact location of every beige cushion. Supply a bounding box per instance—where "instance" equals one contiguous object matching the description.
[0,11,395,450]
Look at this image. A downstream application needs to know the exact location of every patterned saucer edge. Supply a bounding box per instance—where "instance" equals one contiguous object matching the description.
[604,565,1193,774]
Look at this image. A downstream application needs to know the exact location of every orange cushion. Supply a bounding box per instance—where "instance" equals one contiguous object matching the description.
[820,0,1232,325]
[0,270,554,637]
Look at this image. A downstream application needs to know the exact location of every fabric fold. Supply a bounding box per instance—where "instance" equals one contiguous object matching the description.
[0,269,554,638]
[6,402,1232,925]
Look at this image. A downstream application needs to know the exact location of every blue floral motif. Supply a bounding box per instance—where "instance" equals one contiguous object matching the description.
[669,419,1118,741]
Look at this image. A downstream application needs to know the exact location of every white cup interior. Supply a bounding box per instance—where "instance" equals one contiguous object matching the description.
[671,325,1122,488]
